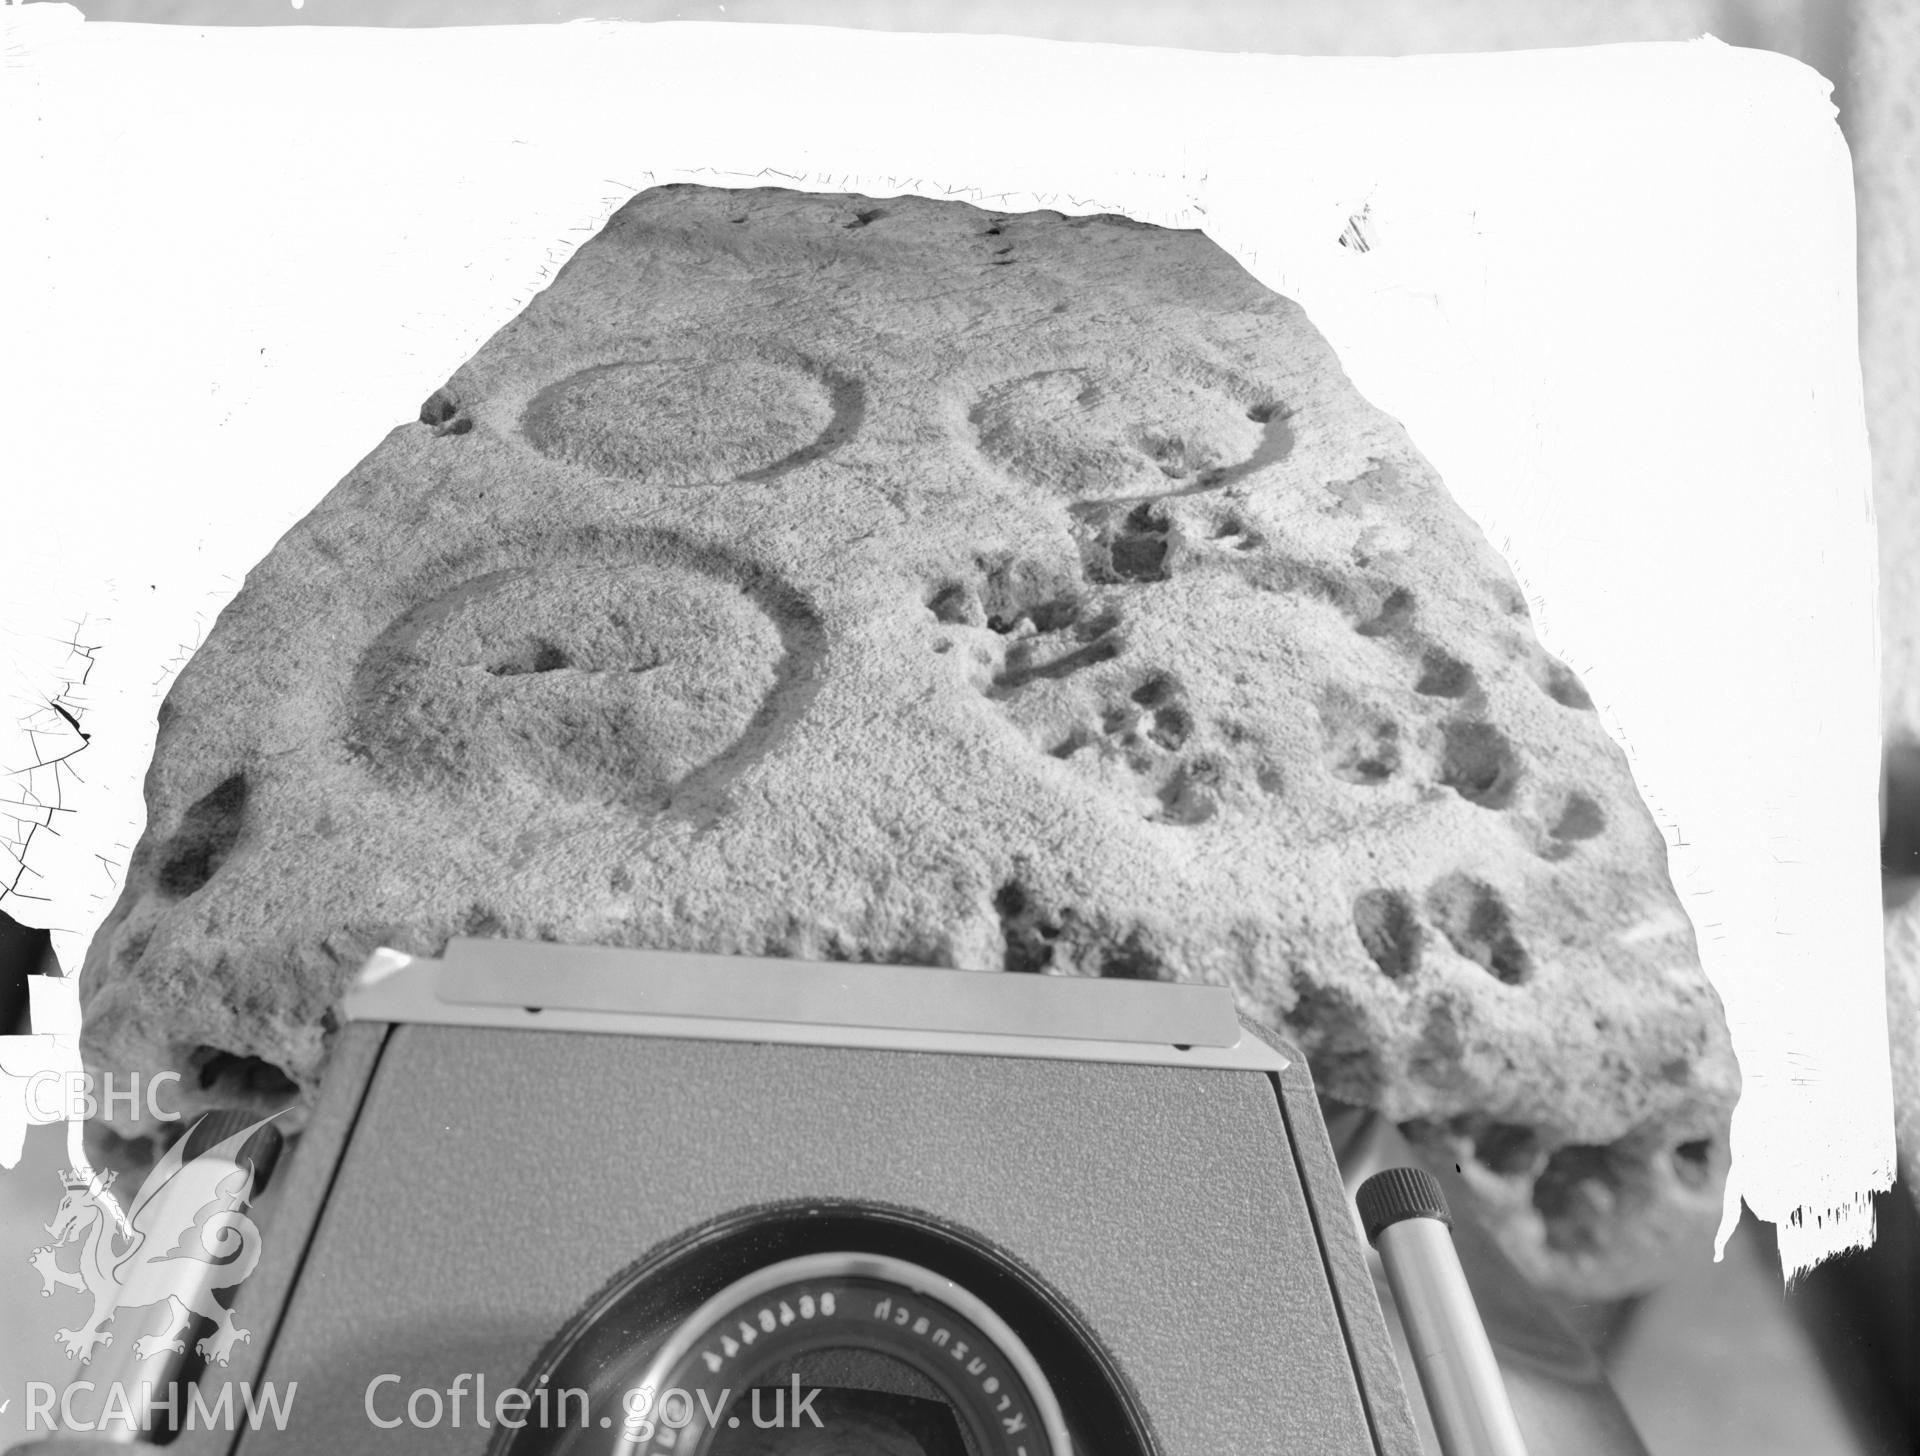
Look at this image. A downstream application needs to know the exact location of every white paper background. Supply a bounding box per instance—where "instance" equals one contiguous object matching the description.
[0,7,1890,1277]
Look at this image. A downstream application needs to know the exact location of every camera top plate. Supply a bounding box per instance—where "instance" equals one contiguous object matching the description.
[343,938,1289,1074]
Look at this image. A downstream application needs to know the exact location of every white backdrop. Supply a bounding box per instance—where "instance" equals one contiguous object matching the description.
[0,6,1888,1279]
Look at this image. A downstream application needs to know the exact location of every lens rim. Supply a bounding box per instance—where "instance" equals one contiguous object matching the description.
[488,1199,1161,1456]
[615,1250,1074,1455]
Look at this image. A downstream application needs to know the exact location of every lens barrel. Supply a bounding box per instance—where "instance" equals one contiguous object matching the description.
[617,1252,1070,1454]
[492,1202,1157,1456]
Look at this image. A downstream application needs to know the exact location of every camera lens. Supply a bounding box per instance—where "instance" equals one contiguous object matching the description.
[494,1203,1158,1456]
[616,1253,1071,1455]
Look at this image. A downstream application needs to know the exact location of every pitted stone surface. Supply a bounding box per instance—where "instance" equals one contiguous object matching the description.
[1886,890,1920,1214]
[78,184,1738,1298]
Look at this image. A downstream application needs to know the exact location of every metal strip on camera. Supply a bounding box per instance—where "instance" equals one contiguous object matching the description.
[341,938,1290,1072]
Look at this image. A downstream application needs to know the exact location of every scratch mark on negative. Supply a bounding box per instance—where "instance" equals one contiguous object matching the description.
[48,701,88,740]
[3,618,103,906]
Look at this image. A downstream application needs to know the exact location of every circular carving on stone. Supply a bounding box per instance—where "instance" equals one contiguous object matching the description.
[521,353,845,484]
[967,359,1292,500]
[345,538,821,812]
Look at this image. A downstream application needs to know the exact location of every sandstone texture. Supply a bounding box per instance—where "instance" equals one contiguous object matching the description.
[1886,889,1920,1214]
[79,185,1739,1298]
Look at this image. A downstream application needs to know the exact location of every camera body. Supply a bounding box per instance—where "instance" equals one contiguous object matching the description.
[18,939,1421,1455]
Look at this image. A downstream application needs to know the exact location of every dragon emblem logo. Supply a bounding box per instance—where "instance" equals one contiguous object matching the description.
[27,1115,277,1367]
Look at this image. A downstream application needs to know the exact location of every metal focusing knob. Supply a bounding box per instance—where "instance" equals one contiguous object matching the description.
[1356,1166,1452,1242]
[1356,1167,1531,1456]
